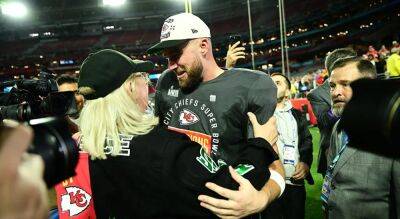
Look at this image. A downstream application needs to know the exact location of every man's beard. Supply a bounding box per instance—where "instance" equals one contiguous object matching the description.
[277,91,286,103]
[177,57,203,92]
[332,104,344,117]
[277,96,285,103]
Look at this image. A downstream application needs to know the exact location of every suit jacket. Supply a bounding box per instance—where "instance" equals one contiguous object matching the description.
[326,121,400,219]
[307,80,336,175]
[291,108,314,185]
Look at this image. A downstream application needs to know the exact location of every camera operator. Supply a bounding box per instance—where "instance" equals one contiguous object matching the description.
[321,55,400,218]
[0,122,48,219]
[56,74,85,133]
[56,74,84,119]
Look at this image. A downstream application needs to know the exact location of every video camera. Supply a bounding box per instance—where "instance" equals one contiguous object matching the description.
[0,71,77,121]
[0,71,79,187]
[341,78,399,157]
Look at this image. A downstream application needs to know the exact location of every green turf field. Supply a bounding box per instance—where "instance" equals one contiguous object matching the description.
[305,126,323,219]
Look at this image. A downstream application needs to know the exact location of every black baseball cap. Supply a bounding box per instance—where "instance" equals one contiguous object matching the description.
[78,49,154,100]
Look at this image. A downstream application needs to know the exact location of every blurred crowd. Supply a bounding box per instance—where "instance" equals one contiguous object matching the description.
[288,40,400,98]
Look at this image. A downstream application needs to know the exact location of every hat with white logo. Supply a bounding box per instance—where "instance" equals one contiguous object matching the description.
[147,13,211,54]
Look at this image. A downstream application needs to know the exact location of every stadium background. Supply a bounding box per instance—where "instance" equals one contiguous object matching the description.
[1,0,399,79]
[1,0,399,218]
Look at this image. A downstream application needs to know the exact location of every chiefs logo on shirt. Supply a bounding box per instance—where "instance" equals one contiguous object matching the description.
[60,186,92,216]
[179,109,199,125]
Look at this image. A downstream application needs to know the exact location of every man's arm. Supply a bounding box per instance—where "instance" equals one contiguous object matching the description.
[199,161,284,218]
[292,110,313,181]
[297,110,313,167]
[198,113,285,218]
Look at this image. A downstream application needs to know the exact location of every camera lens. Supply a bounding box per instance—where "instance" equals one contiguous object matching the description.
[28,117,79,187]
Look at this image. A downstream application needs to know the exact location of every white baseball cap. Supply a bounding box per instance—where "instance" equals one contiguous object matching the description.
[147,13,211,54]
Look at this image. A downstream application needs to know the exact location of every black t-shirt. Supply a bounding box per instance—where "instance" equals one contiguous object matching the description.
[89,126,276,218]
[155,68,277,161]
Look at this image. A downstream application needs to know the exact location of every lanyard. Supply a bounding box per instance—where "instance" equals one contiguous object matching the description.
[328,132,348,172]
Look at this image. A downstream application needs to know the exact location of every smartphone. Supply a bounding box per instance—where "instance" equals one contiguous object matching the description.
[228,34,242,45]
[227,34,247,67]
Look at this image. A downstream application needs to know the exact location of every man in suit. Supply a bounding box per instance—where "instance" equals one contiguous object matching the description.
[307,48,356,176]
[262,73,314,219]
[322,56,400,218]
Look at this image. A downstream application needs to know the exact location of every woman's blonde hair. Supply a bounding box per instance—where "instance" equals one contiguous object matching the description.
[79,72,158,159]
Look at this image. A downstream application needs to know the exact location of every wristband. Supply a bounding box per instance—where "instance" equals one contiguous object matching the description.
[269,169,285,197]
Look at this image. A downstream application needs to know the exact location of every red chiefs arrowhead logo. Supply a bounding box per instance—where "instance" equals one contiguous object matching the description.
[179,109,199,125]
[61,186,91,216]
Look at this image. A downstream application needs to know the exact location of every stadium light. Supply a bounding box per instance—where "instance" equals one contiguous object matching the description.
[1,2,28,18]
[103,0,126,7]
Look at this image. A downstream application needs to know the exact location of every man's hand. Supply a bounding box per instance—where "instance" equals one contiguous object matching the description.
[225,41,246,69]
[0,124,48,219]
[198,166,268,219]
[292,162,310,180]
[247,112,278,147]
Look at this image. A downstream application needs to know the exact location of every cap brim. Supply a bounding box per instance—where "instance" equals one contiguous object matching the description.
[147,40,188,54]
[132,60,154,72]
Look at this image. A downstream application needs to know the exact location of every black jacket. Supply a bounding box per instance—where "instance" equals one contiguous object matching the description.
[307,81,336,175]
[89,125,278,218]
[291,108,314,185]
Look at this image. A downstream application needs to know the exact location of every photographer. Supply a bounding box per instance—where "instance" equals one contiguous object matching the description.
[56,74,84,134]
[56,74,84,120]
[0,122,48,219]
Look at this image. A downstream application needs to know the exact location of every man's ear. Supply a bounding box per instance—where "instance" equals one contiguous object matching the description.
[200,38,210,55]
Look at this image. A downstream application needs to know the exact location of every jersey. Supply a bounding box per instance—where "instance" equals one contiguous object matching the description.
[155,68,277,162]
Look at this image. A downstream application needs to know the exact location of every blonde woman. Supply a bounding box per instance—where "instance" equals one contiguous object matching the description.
[76,49,279,218]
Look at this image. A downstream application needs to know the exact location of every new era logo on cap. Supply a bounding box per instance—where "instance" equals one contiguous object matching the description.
[147,13,211,54]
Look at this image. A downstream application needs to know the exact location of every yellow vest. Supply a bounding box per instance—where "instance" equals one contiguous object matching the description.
[387,53,400,77]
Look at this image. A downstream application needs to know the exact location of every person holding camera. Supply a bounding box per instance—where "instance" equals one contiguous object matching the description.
[73,49,280,218]
[56,74,85,134]
[0,122,48,219]
[148,12,284,218]
[261,73,314,219]
[322,55,400,218]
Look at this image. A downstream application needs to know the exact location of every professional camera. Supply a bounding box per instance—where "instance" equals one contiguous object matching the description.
[0,71,79,187]
[341,78,399,157]
[0,71,77,121]
[29,117,78,187]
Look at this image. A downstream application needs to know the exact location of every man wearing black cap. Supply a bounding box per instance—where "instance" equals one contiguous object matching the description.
[149,13,285,218]
[70,49,280,218]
